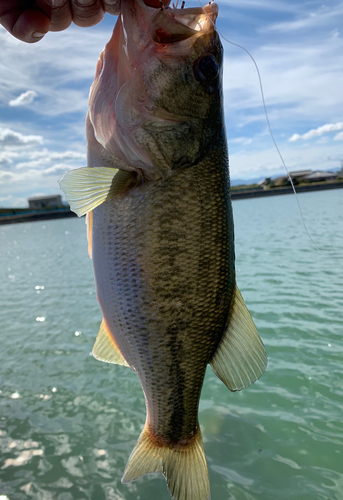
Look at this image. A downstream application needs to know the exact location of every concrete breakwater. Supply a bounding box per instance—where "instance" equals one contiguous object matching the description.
[1,181,342,225]
[0,208,77,226]
[231,180,343,200]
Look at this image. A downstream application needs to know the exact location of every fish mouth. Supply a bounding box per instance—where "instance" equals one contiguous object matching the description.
[119,0,219,67]
[150,2,218,44]
[87,0,220,179]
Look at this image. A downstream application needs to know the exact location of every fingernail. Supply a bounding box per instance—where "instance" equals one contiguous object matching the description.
[47,0,67,6]
[32,32,46,39]
[74,0,96,4]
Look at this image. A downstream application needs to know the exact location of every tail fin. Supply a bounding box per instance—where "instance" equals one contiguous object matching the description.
[122,424,210,500]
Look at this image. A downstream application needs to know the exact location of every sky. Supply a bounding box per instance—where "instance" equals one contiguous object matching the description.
[1,0,343,207]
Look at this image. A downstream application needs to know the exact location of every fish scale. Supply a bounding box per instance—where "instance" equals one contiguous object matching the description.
[59,1,267,498]
[92,152,233,441]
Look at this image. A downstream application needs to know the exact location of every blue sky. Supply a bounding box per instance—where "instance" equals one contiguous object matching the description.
[1,0,343,207]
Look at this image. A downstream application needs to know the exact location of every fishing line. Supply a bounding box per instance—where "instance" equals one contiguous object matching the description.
[196,0,343,269]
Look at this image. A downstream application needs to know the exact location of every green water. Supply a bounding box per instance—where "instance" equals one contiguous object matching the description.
[0,189,342,500]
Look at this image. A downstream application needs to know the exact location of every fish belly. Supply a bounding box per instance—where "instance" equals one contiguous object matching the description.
[92,153,234,442]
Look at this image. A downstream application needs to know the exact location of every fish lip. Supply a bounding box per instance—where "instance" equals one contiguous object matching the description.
[151,2,218,44]
[161,1,218,21]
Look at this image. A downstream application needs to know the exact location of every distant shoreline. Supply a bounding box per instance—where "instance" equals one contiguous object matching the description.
[231,180,343,200]
[0,208,77,226]
[1,181,342,225]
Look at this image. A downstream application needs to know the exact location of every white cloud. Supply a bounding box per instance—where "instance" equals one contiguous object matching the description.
[42,164,73,176]
[1,3,343,206]
[9,90,37,107]
[0,25,111,117]
[48,151,86,161]
[334,131,343,141]
[229,138,343,180]
[230,136,253,145]
[218,0,301,14]
[23,149,86,162]
[0,195,13,203]
[14,159,52,170]
[0,128,43,146]
[289,122,343,142]
[0,122,86,207]
[266,3,343,32]
[12,152,86,171]
[0,151,18,165]
[223,32,343,122]
[0,171,15,182]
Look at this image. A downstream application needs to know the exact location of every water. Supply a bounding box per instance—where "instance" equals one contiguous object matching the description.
[0,189,342,500]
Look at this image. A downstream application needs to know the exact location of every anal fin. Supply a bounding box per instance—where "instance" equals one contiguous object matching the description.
[210,284,267,392]
[92,319,129,367]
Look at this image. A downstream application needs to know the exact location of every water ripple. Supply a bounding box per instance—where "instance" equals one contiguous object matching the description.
[1,192,343,499]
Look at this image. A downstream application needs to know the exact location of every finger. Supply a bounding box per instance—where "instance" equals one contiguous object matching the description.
[143,0,170,7]
[0,6,51,43]
[39,0,73,32]
[102,0,121,16]
[70,0,105,28]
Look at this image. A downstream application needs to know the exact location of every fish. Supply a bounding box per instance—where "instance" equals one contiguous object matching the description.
[59,0,267,499]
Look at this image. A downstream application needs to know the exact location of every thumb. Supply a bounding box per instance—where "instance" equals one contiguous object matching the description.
[0,7,51,43]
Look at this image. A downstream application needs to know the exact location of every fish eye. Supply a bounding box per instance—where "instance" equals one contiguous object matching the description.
[194,55,219,82]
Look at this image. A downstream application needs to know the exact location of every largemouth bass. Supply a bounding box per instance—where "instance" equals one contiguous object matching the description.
[59,1,267,499]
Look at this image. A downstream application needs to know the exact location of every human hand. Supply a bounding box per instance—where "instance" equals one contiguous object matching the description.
[0,0,121,43]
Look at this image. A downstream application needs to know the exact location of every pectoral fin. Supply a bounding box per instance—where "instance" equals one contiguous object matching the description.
[210,284,267,392]
[58,167,132,216]
[92,319,130,367]
[85,211,93,259]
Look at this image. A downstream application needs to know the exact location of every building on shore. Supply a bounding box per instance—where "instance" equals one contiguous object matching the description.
[289,169,312,180]
[261,169,339,189]
[28,195,63,209]
[301,171,338,182]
